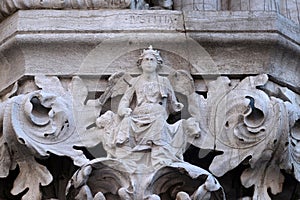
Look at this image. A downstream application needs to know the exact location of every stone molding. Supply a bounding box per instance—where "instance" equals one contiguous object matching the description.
[1,0,300,26]
[0,0,131,21]
[1,0,300,25]
[0,10,299,93]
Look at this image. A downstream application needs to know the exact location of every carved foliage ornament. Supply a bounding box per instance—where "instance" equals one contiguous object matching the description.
[0,76,90,199]
[207,75,288,199]
[190,74,300,200]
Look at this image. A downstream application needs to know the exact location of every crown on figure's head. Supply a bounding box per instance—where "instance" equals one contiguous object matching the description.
[141,45,160,57]
[137,45,163,66]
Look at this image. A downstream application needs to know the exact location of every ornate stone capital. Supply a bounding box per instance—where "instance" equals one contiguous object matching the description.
[0,3,300,198]
[0,45,299,199]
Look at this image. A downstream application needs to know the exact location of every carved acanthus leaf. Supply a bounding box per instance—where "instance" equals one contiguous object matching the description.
[34,75,66,97]
[10,77,89,166]
[241,159,285,200]
[0,136,12,177]
[195,74,290,199]
[1,94,54,199]
[10,158,52,200]
[0,75,101,199]
[66,159,133,200]
[276,87,300,181]
[0,82,18,177]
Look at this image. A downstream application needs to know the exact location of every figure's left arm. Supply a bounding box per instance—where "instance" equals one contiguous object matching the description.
[163,77,184,113]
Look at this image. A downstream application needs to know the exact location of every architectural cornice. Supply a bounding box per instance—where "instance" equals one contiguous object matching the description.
[0,10,299,92]
[0,0,131,22]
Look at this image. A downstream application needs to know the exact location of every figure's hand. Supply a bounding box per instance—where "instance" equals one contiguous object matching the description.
[175,103,184,112]
[204,175,220,191]
[95,111,114,128]
[120,108,132,117]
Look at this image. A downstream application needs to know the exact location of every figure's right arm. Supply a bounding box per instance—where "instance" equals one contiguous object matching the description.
[117,86,135,117]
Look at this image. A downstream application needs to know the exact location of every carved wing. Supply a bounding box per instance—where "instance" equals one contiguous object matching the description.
[168,70,195,97]
[97,71,133,105]
[168,70,204,118]
[71,72,132,148]
[69,76,102,148]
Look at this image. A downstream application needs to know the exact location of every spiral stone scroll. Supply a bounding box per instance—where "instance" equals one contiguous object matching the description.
[0,76,90,199]
[1,70,300,200]
[189,74,299,200]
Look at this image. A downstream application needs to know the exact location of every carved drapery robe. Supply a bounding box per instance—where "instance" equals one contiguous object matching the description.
[117,75,182,152]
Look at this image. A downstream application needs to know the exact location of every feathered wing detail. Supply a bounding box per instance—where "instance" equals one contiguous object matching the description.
[168,70,204,120]
[69,76,102,148]
[168,70,195,97]
[102,71,133,101]
[167,70,213,150]
[73,72,133,149]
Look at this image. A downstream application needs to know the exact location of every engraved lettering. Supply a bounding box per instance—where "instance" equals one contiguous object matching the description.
[126,14,177,25]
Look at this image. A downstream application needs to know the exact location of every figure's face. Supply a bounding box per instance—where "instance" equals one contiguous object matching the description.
[141,54,158,73]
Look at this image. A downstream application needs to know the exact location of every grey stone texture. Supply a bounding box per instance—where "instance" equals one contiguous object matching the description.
[0,9,299,92]
[0,1,300,200]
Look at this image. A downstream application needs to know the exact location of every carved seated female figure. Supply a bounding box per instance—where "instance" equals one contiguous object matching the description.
[116,46,183,167]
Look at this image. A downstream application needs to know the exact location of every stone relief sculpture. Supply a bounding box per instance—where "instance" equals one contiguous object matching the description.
[130,0,173,9]
[66,46,224,199]
[0,0,173,22]
[0,0,131,21]
[0,46,300,199]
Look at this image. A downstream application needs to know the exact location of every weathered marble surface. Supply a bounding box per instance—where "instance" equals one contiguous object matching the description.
[173,0,300,25]
[0,10,299,94]
[0,46,227,200]
[0,0,131,21]
[227,0,300,25]
[1,0,300,25]
[0,1,300,199]
[0,0,173,22]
